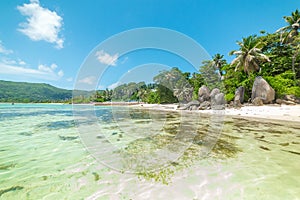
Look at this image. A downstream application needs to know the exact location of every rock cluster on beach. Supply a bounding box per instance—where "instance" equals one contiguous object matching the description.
[276,95,300,105]
[179,76,299,111]
[250,77,299,106]
[179,85,226,110]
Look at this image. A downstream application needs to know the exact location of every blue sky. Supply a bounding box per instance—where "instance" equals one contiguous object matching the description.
[0,0,299,90]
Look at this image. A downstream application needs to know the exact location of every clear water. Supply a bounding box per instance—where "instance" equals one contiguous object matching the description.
[0,103,299,199]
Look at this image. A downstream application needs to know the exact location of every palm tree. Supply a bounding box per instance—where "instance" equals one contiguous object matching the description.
[277,9,300,43]
[212,54,226,78]
[230,35,270,75]
[277,10,300,85]
[291,37,300,85]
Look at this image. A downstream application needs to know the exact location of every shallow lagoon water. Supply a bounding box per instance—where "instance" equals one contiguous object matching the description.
[0,103,299,199]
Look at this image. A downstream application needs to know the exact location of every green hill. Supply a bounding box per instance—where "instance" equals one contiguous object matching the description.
[0,80,72,103]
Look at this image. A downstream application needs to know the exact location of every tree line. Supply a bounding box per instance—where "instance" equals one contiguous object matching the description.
[2,10,299,104]
[90,9,300,104]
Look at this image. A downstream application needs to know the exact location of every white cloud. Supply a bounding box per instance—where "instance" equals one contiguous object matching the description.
[58,69,64,77]
[2,58,17,65]
[78,76,96,85]
[50,63,57,70]
[0,41,13,55]
[37,63,63,77]
[0,60,64,80]
[38,64,53,73]
[107,81,121,89]
[17,0,64,49]
[66,77,73,82]
[1,57,26,66]
[95,50,118,66]
[19,60,26,65]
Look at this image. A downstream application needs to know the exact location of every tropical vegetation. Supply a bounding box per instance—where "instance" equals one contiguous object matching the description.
[1,10,299,104]
[105,9,300,103]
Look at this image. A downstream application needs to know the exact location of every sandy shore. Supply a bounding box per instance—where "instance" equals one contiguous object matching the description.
[131,103,300,123]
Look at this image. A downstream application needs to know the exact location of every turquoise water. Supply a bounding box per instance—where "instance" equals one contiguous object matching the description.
[0,103,299,199]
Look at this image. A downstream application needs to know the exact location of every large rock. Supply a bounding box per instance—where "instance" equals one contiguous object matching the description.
[178,100,200,110]
[252,97,263,106]
[251,76,275,104]
[211,93,226,110]
[189,105,199,110]
[234,86,245,103]
[276,98,296,105]
[198,86,210,103]
[284,95,300,104]
[233,86,245,108]
[210,88,220,99]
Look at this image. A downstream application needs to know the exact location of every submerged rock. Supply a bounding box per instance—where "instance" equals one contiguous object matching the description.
[58,135,79,141]
[251,76,275,104]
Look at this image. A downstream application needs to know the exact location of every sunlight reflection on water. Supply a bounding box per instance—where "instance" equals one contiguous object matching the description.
[0,104,299,199]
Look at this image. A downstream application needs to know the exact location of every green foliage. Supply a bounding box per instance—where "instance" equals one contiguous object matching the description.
[225,93,235,102]
[0,80,72,103]
[91,89,112,102]
[277,9,300,43]
[199,60,224,91]
[223,10,300,102]
[265,71,300,98]
[154,67,192,103]
[144,90,160,104]
[230,35,270,74]
[189,73,205,99]
[111,82,146,101]
[286,86,300,97]
[4,9,300,104]
[221,64,246,100]
[156,85,178,104]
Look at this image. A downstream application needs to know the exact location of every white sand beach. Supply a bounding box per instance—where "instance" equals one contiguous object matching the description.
[132,104,300,123]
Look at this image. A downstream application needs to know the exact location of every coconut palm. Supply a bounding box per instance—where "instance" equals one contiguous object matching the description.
[230,35,270,75]
[277,9,300,43]
[212,54,226,77]
[277,10,300,84]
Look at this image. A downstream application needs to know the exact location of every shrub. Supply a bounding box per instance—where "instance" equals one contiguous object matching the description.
[225,93,235,102]
[265,71,298,98]
[286,87,300,97]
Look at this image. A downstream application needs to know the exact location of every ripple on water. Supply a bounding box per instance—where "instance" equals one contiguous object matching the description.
[0,104,299,199]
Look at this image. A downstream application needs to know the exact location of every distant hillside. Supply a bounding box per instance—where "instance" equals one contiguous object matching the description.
[0,80,72,103]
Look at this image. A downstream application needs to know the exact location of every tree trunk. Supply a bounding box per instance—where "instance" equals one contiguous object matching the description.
[292,53,297,86]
